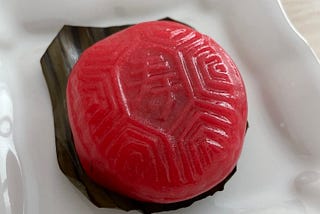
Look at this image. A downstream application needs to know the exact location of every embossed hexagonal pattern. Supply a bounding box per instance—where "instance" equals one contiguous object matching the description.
[66,21,247,203]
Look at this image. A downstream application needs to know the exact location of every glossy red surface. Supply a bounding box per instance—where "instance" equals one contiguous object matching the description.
[66,21,248,203]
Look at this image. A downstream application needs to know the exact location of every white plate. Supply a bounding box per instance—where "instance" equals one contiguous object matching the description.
[1,0,320,213]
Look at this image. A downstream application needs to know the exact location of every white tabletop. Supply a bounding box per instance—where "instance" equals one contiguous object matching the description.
[281,0,320,58]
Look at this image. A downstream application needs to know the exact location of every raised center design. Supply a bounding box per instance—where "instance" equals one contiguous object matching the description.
[118,46,190,131]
